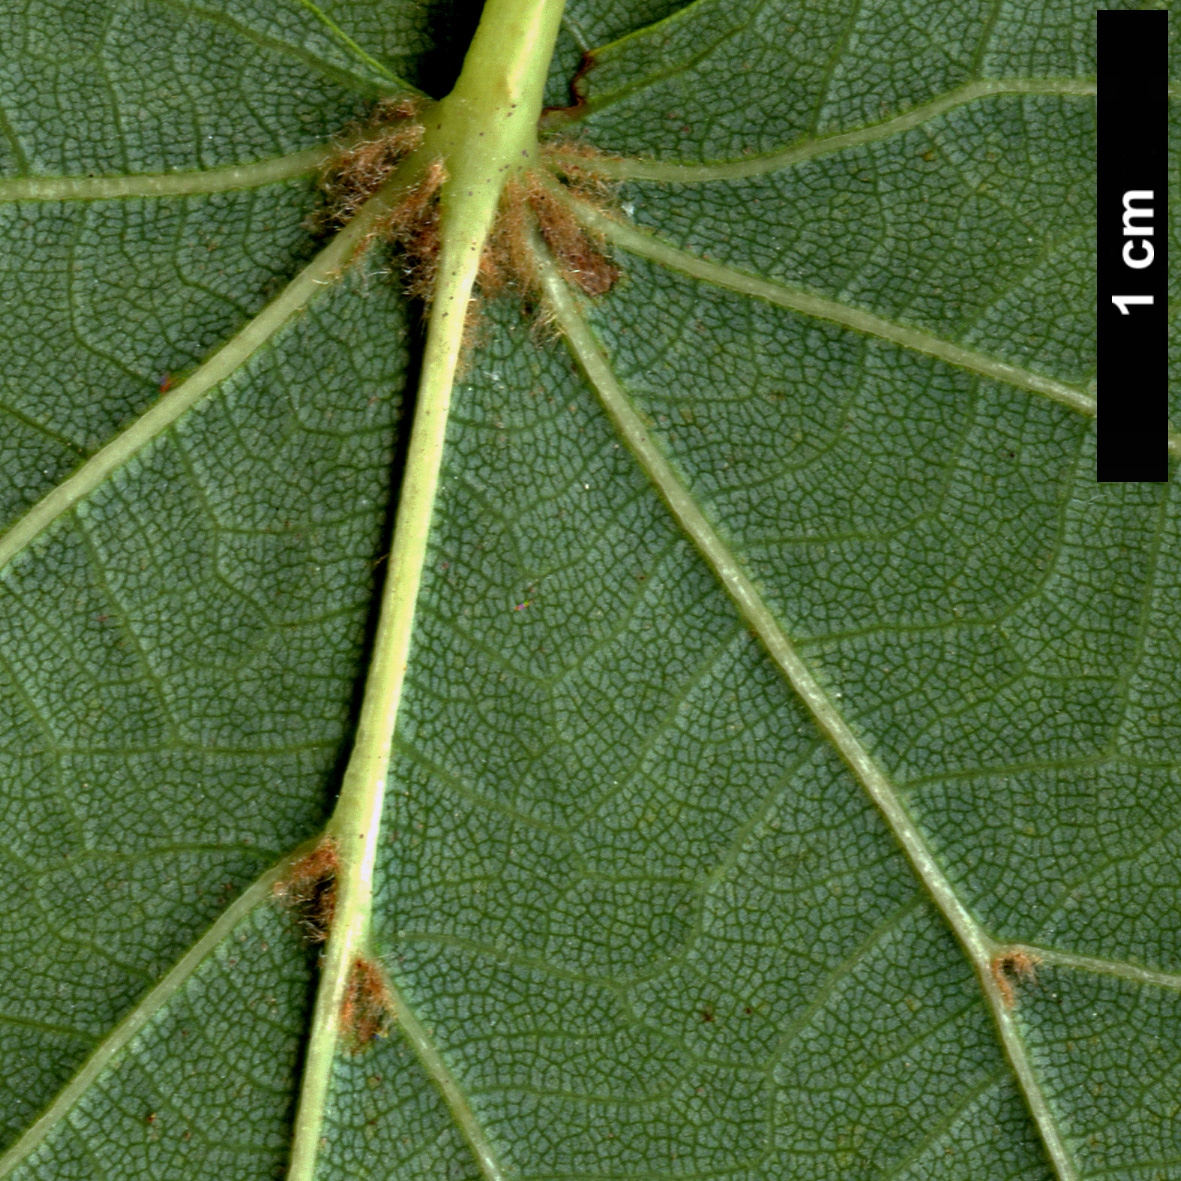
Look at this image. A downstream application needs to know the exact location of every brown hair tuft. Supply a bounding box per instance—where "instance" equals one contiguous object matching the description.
[273,837,340,944]
[340,955,396,1050]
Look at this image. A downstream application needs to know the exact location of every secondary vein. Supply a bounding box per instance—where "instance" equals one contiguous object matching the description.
[0,149,330,202]
[549,78,1097,183]
[537,251,1079,1181]
[568,199,1096,419]
[0,175,406,575]
[0,855,293,1177]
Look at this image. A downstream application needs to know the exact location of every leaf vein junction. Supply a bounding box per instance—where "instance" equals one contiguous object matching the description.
[538,248,1081,1181]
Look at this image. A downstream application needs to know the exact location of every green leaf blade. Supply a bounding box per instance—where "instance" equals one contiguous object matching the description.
[3,2,1177,1179]
[0,263,409,1148]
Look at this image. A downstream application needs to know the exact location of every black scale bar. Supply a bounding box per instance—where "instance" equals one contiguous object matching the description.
[1097,9,1168,481]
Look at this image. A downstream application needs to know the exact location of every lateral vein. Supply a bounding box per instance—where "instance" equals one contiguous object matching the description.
[0,177,405,575]
[568,199,1096,418]
[550,79,1097,183]
[537,253,1079,1181]
[0,149,330,202]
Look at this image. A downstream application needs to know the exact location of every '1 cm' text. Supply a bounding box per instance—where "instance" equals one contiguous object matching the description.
[1111,190,1154,315]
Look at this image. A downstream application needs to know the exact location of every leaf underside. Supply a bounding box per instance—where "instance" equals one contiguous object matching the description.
[1,3,1178,1181]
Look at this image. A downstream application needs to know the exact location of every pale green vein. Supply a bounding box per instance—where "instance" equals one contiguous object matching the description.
[285,4,568,1179]
[586,0,719,62]
[0,400,87,455]
[0,106,28,173]
[589,18,745,116]
[290,0,402,82]
[157,0,393,93]
[549,78,1096,183]
[537,252,1079,1181]
[0,851,299,1177]
[0,176,405,575]
[0,148,329,202]
[565,195,1095,418]
[1018,943,1181,993]
[0,1014,92,1041]
[540,1,745,131]
[388,982,505,1181]
[539,251,988,958]
[1169,430,1181,461]
[769,898,927,1058]
[883,1066,1013,1181]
